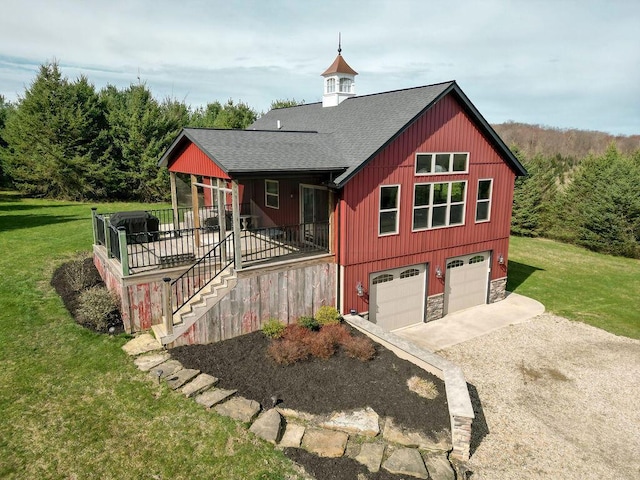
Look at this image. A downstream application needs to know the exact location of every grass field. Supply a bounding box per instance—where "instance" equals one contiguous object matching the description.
[508,235,640,339]
[1,193,638,478]
[0,192,298,480]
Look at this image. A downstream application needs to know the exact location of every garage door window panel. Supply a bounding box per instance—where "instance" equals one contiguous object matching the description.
[379,185,400,236]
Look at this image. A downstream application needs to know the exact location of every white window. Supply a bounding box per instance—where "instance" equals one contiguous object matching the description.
[265,179,279,209]
[475,179,492,222]
[412,181,467,230]
[326,78,336,93]
[379,185,400,236]
[415,152,468,175]
[339,77,352,93]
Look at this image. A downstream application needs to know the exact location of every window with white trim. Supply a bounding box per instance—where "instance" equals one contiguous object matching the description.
[326,78,336,93]
[265,179,279,209]
[475,179,492,222]
[379,185,400,236]
[415,152,468,175]
[412,181,466,230]
[339,77,352,93]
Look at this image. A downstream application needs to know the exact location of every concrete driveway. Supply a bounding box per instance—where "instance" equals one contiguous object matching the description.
[393,292,545,351]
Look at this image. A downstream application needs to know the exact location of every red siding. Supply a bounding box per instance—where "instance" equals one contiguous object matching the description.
[339,93,515,313]
[168,142,231,179]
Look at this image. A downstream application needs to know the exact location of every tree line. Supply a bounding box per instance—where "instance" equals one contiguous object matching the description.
[1,62,638,258]
[0,62,296,201]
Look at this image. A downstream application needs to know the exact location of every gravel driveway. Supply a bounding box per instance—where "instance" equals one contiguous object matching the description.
[440,313,640,480]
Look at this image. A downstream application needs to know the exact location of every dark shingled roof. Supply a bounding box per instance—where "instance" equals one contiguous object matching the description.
[159,81,526,186]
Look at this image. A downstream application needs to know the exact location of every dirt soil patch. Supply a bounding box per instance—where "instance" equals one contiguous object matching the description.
[172,330,450,435]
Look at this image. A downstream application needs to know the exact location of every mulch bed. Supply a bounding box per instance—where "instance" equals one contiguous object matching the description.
[51,257,124,334]
[171,329,450,435]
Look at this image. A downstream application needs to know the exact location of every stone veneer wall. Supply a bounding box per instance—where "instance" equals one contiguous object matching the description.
[426,294,445,322]
[489,277,507,303]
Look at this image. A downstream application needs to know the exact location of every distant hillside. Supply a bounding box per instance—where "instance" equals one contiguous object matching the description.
[492,122,640,159]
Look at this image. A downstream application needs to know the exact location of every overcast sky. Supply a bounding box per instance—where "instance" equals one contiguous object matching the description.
[1,0,639,135]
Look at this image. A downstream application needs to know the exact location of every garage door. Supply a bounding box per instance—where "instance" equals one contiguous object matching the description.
[369,264,426,331]
[444,252,490,314]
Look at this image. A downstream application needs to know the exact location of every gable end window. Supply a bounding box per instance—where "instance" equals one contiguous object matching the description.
[379,185,400,236]
[265,179,279,209]
[415,152,468,175]
[412,181,466,230]
[475,179,492,222]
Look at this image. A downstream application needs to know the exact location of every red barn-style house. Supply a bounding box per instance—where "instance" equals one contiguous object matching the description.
[92,49,526,347]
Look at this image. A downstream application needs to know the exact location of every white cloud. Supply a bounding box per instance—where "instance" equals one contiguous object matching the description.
[1,0,638,134]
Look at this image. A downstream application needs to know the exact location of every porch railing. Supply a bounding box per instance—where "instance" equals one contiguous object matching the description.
[239,221,330,264]
[93,210,330,274]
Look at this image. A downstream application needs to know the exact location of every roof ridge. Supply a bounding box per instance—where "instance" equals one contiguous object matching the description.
[343,81,456,102]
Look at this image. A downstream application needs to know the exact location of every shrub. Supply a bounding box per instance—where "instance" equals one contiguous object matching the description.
[282,324,313,343]
[64,255,98,292]
[307,328,338,359]
[76,286,118,332]
[314,305,341,326]
[297,316,320,331]
[262,318,286,339]
[267,339,310,365]
[319,323,351,345]
[406,376,439,400]
[342,335,376,361]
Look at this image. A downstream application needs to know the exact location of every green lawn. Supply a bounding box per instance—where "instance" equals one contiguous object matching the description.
[0,192,298,480]
[508,235,640,339]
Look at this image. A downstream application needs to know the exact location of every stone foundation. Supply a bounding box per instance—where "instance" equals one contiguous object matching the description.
[489,277,507,303]
[426,294,444,322]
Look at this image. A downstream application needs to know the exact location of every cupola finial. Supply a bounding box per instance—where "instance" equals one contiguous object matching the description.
[338,32,342,55]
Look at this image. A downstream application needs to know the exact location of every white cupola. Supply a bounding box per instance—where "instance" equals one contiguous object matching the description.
[321,38,358,107]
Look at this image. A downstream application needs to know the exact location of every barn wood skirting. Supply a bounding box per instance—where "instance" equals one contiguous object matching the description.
[166,258,336,348]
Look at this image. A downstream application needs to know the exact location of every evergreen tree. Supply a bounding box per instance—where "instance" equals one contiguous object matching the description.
[511,150,558,237]
[1,62,107,199]
[0,95,15,186]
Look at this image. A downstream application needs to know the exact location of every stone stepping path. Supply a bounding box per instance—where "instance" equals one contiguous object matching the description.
[124,336,456,480]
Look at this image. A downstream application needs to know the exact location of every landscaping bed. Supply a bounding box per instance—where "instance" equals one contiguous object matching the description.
[171,327,450,435]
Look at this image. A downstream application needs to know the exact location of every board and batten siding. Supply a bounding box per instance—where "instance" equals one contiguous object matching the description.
[167,141,231,179]
[167,261,337,347]
[338,93,515,314]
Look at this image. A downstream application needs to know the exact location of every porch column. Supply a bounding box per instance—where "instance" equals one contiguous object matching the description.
[170,171,179,231]
[216,178,227,263]
[117,227,129,277]
[232,180,242,270]
[191,174,201,250]
[328,190,335,255]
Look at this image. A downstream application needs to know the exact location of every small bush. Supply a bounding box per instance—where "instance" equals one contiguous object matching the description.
[297,316,320,331]
[262,318,286,339]
[342,335,376,361]
[319,323,351,345]
[407,376,439,400]
[267,339,310,365]
[282,324,314,343]
[307,329,338,359]
[315,305,341,326]
[64,255,98,292]
[76,286,118,332]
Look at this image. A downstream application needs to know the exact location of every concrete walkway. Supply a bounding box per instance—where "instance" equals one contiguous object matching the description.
[394,293,545,351]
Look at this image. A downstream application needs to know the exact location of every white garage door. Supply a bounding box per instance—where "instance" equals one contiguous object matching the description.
[369,264,426,331]
[444,252,490,314]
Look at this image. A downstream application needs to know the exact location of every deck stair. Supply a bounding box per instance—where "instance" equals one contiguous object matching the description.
[152,266,237,345]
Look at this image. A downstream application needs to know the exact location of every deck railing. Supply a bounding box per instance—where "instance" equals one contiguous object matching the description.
[239,221,330,264]
[92,209,330,275]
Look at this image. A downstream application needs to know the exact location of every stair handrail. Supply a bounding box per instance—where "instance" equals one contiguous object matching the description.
[169,232,235,315]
